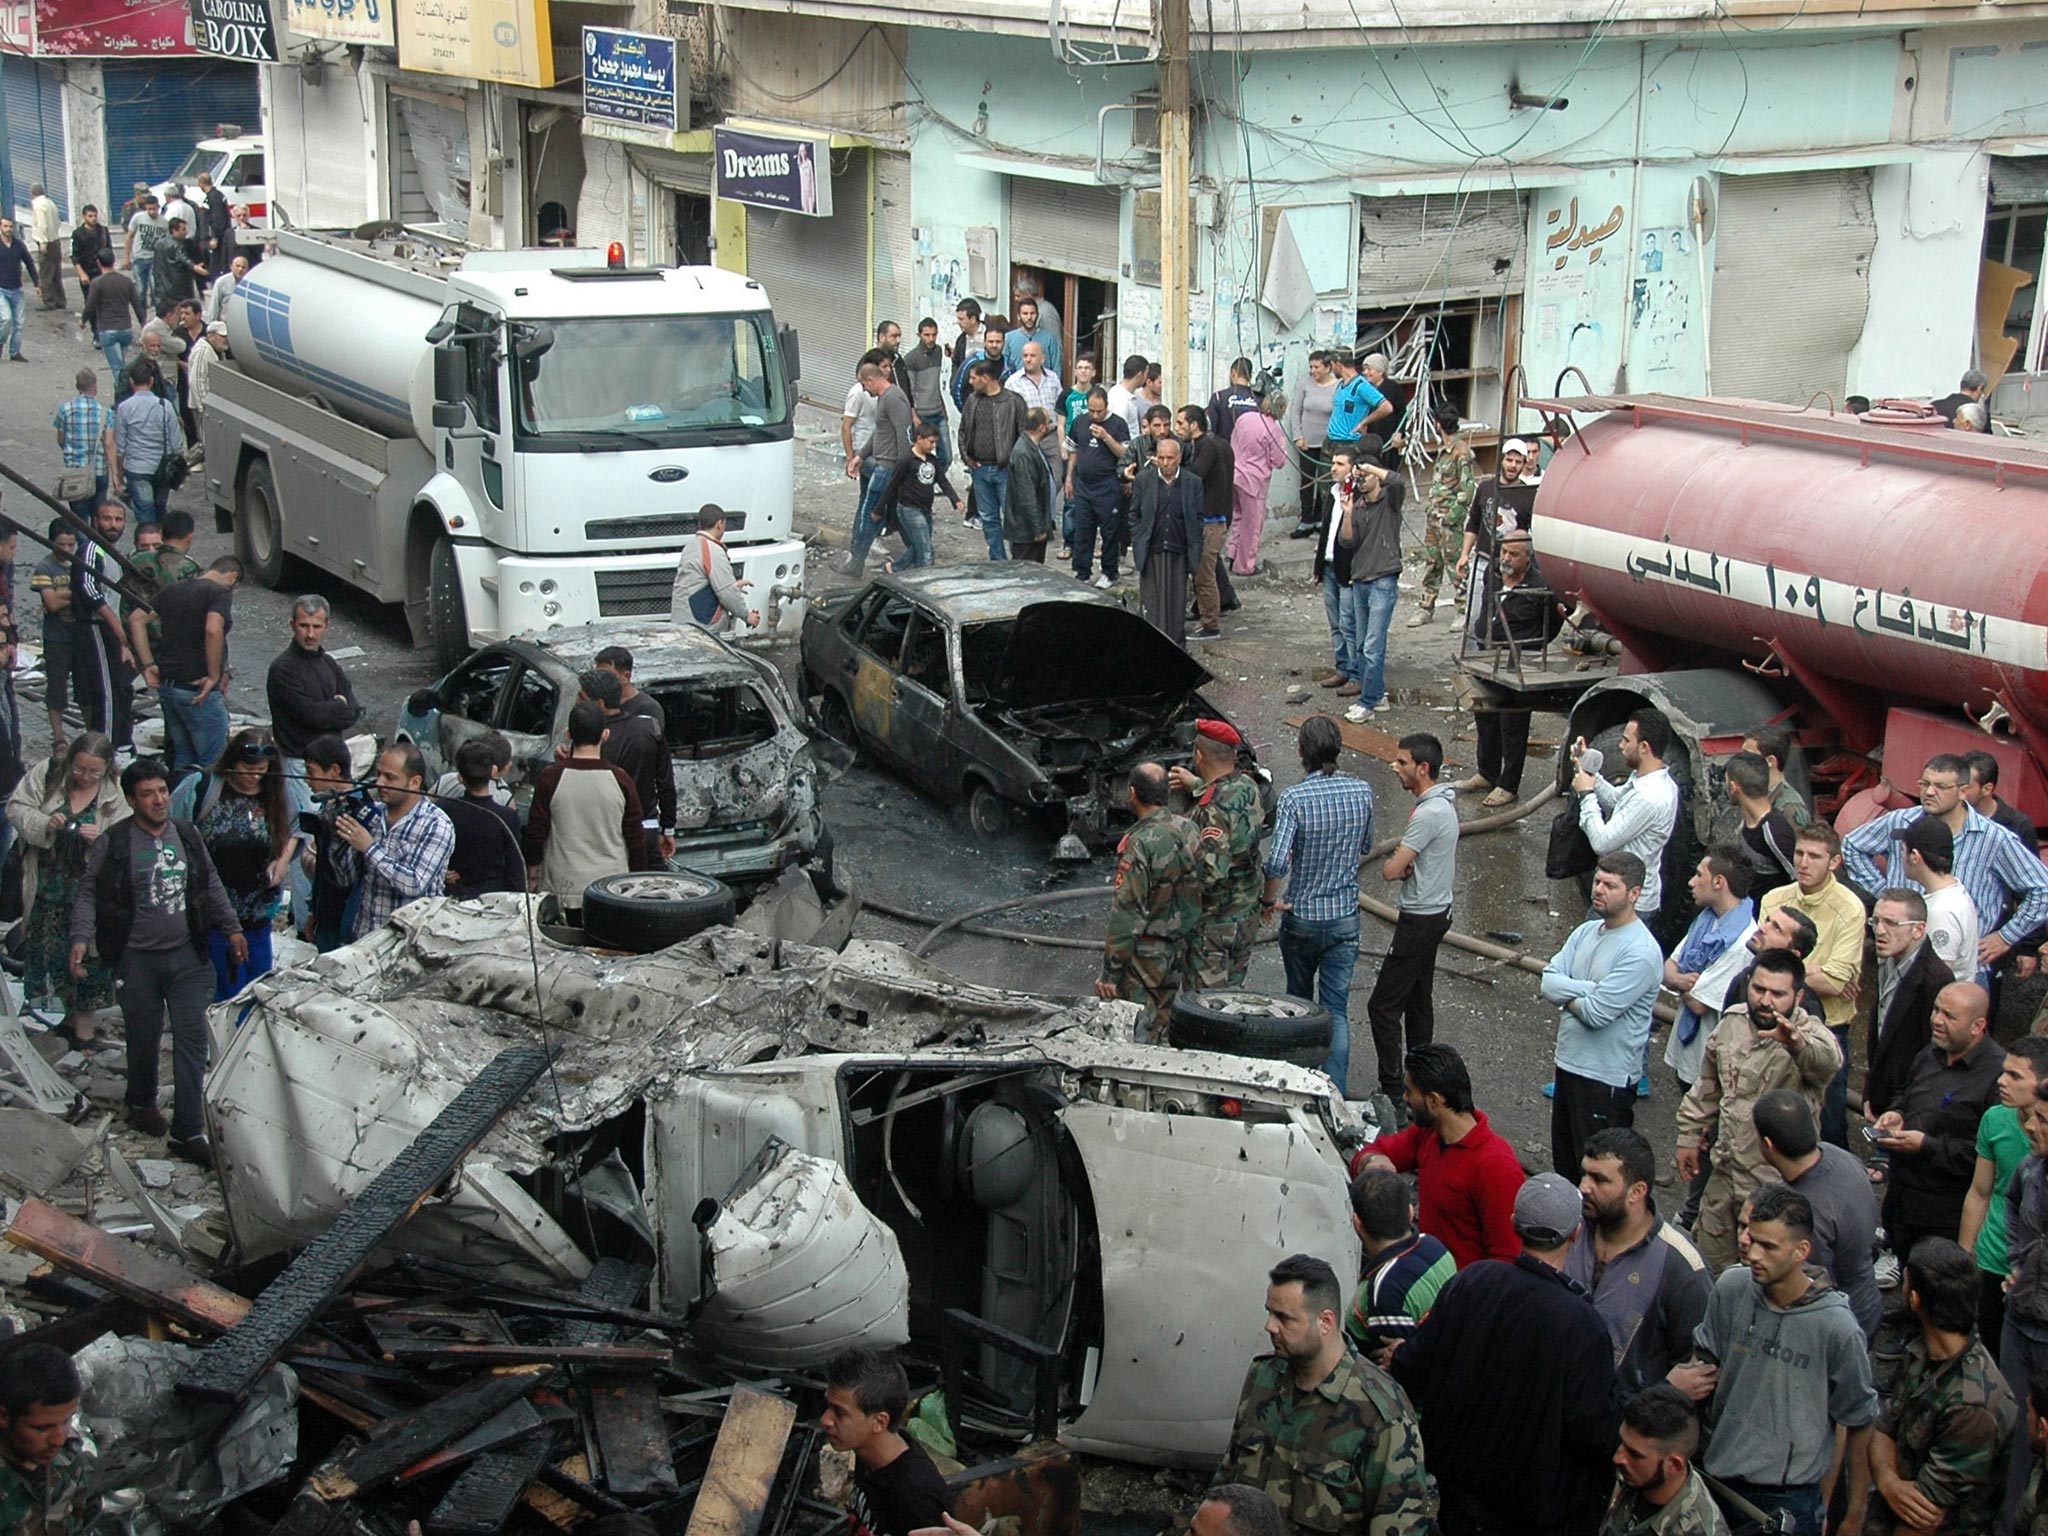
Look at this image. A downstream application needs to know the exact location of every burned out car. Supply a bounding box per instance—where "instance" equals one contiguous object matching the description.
[395,621,825,889]
[800,566,1254,849]
[204,897,1365,1468]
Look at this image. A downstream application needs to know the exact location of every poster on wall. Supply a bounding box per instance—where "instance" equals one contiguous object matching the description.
[396,0,552,87]
[582,27,676,133]
[189,0,278,59]
[713,126,831,218]
[284,0,392,46]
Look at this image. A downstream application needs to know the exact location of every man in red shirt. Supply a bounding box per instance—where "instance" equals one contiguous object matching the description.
[1350,1041,1526,1268]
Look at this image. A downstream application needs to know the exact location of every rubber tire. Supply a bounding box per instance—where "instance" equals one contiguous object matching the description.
[427,535,469,676]
[581,870,737,953]
[816,690,857,750]
[1167,989,1335,1069]
[964,779,1011,840]
[236,459,286,589]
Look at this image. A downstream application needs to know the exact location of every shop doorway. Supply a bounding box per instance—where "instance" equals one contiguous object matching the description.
[1009,263,1117,375]
[524,105,585,247]
[675,192,712,267]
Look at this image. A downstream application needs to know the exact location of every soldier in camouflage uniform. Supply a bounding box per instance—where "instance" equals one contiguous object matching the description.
[0,1345,97,1536]
[1212,1253,1436,1536]
[1409,404,1474,624]
[1096,762,1201,1039]
[1600,1384,1725,1536]
[1170,720,1263,987]
[1867,1238,2017,1536]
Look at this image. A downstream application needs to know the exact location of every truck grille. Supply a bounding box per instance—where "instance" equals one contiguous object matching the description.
[588,510,747,541]
[595,570,677,617]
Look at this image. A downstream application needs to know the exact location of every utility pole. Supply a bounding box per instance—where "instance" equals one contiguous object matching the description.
[1158,0,1191,406]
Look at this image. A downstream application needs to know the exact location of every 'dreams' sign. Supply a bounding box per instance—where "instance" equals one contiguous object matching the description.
[583,28,678,132]
[713,127,833,218]
[190,0,279,59]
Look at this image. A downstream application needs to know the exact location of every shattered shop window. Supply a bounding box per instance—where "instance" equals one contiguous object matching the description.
[397,95,473,232]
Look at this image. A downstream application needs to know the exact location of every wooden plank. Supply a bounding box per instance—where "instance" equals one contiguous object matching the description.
[588,1371,677,1496]
[430,1431,556,1536]
[5,1198,251,1334]
[179,1045,552,1402]
[378,1342,672,1369]
[684,1386,798,1536]
[1283,713,1401,765]
[320,1367,548,1499]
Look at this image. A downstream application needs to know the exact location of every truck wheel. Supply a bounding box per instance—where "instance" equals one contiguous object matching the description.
[427,536,469,675]
[582,871,737,953]
[1167,989,1334,1069]
[236,460,286,588]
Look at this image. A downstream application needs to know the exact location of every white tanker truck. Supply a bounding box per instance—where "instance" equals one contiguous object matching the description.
[201,227,807,668]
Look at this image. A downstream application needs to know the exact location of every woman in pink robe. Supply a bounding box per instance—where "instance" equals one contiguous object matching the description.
[1229,393,1289,576]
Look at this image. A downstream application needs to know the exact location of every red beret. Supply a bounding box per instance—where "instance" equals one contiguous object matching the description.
[1196,719,1243,747]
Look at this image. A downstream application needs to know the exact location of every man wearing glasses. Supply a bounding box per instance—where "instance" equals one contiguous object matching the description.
[1843,753,2048,987]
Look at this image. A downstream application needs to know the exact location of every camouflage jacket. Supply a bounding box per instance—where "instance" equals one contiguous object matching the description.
[0,1439,98,1536]
[1101,808,1200,984]
[1598,1469,1726,1536]
[2020,1452,2048,1536]
[119,545,202,623]
[1213,1350,1439,1536]
[1423,440,1476,525]
[1870,1334,2016,1536]
[1191,771,1263,923]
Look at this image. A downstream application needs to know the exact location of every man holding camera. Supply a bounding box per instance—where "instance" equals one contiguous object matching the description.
[331,742,453,942]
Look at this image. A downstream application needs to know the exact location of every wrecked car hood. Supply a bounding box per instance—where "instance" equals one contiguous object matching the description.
[992,602,1211,710]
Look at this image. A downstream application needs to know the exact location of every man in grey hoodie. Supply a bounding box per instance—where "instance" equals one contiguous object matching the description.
[1668,1183,1876,1536]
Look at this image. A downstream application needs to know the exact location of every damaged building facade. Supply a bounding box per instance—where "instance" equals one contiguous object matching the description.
[242,0,2048,473]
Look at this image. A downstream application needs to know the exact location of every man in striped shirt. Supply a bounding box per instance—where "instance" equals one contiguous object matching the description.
[333,742,456,940]
[1345,1166,1453,1360]
[1262,715,1375,1092]
[1842,751,2048,985]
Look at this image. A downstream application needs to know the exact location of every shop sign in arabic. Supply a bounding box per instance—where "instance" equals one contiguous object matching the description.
[396,0,552,87]
[1544,196,1623,271]
[286,0,391,47]
[583,27,677,132]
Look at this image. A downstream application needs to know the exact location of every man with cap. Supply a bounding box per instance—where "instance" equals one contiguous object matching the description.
[1096,763,1202,1039]
[1392,1171,1622,1536]
[1454,439,1539,627]
[1171,720,1263,987]
[189,320,227,422]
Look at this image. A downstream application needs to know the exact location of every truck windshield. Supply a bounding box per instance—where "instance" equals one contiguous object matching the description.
[172,147,220,182]
[515,314,789,444]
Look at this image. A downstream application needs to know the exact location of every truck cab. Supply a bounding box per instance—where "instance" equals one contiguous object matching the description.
[152,129,267,218]
[422,251,807,655]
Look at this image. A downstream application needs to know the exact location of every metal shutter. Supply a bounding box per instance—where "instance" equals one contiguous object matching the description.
[631,151,712,195]
[1009,177,1119,280]
[1356,192,1526,306]
[3,61,68,219]
[748,150,869,407]
[103,61,260,220]
[872,149,916,332]
[1710,169,1876,406]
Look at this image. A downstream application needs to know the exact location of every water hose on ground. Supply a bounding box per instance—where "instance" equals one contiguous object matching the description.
[865,783,1566,976]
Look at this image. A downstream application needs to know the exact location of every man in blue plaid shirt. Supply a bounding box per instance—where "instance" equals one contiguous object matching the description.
[1262,714,1375,1094]
[53,370,117,522]
[333,740,455,941]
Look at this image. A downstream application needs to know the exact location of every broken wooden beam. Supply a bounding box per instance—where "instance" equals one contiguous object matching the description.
[315,1367,549,1500]
[5,1198,251,1334]
[178,1045,552,1402]
[430,1430,557,1536]
[684,1385,798,1536]
[588,1371,679,1497]
[379,1341,672,1370]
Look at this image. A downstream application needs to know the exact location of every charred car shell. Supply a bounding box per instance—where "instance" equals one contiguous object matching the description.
[798,566,1255,847]
[204,897,1365,1469]
[395,621,826,888]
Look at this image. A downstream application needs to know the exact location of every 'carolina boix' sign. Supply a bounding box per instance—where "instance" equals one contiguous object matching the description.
[712,127,832,218]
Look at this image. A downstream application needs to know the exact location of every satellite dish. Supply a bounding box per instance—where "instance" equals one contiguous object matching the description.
[1688,176,1716,243]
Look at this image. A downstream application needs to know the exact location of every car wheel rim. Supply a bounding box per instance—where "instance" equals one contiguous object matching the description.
[603,873,721,903]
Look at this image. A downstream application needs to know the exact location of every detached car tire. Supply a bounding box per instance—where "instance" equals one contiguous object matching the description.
[1167,989,1335,1069]
[581,870,737,953]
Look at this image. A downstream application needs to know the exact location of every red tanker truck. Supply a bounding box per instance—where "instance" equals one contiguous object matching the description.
[1494,392,2048,924]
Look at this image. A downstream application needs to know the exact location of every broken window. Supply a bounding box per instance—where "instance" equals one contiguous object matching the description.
[900,615,949,697]
[395,93,473,232]
[650,682,778,760]
[855,595,915,664]
[957,621,1015,705]
[1985,158,2046,378]
[442,652,515,723]
[503,666,557,739]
